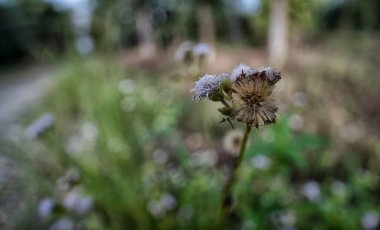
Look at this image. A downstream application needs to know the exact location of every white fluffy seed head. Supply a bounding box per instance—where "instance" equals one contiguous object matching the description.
[193,43,211,57]
[191,74,228,100]
[175,41,194,64]
[256,67,281,84]
[230,63,255,82]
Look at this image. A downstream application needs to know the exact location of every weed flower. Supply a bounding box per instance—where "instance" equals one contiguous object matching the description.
[191,74,228,100]
[24,113,55,139]
[256,67,281,84]
[302,181,321,202]
[230,63,255,82]
[251,154,271,170]
[49,217,75,230]
[147,193,177,218]
[193,43,211,58]
[232,67,280,128]
[175,41,194,65]
[63,187,93,215]
[191,63,282,217]
[38,198,55,220]
[175,41,213,65]
[362,211,379,230]
[192,64,281,128]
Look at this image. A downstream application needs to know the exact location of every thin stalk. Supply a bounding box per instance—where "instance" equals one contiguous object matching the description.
[222,123,252,216]
[221,98,230,107]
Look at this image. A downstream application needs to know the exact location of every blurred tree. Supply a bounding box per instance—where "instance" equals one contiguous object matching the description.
[319,0,380,30]
[267,0,288,68]
[92,0,162,56]
[33,5,74,57]
[242,0,313,46]
[125,0,160,57]
[91,0,123,51]
[92,0,226,52]
[225,0,242,43]
[135,5,157,58]
[194,0,225,44]
[0,6,31,63]
[0,0,73,65]
[193,0,214,44]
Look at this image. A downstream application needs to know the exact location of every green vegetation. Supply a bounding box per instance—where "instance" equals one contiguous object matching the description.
[15,48,377,229]
[1,0,380,229]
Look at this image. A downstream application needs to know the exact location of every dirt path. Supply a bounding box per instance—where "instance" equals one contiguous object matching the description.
[0,65,56,134]
[0,65,56,229]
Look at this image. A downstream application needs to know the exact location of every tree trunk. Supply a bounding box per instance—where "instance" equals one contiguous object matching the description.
[226,0,242,43]
[268,0,288,68]
[136,7,157,58]
[196,4,215,44]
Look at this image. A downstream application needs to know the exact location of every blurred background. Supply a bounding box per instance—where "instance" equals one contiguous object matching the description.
[1,0,380,229]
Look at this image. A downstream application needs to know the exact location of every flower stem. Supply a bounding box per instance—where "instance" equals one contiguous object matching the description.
[221,98,230,107]
[222,123,252,216]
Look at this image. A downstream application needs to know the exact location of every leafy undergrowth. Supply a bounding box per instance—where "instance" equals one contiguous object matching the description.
[19,55,380,230]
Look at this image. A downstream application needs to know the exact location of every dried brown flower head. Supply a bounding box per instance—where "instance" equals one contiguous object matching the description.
[191,64,282,216]
[231,68,281,128]
[192,64,281,129]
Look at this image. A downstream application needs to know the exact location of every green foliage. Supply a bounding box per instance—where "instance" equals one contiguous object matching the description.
[17,55,380,229]
[0,2,74,64]
[38,58,225,229]
[316,0,380,30]
[247,117,327,170]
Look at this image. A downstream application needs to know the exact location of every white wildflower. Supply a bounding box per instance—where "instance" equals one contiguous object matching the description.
[161,193,177,210]
[193,43,211,58]
[256,67,281,84]
[362,211,379,230]
[302,181,321,202]
[191,149,218,167]
[38,198,55,220]
[63,187,93,215]
[175,41,194,64]
[55,168,80,194]
[191,74,227,100]
[49,217,74,230]
[147,193,177,218]
[230,63,254,82]
[25,113,55,139]
[251,154,271,170]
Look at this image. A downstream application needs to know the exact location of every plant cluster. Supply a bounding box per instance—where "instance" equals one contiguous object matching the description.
[10,58,379,230]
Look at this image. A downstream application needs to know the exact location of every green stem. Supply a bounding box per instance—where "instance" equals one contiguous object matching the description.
[221,98,230,107]
[222,123,252,216]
